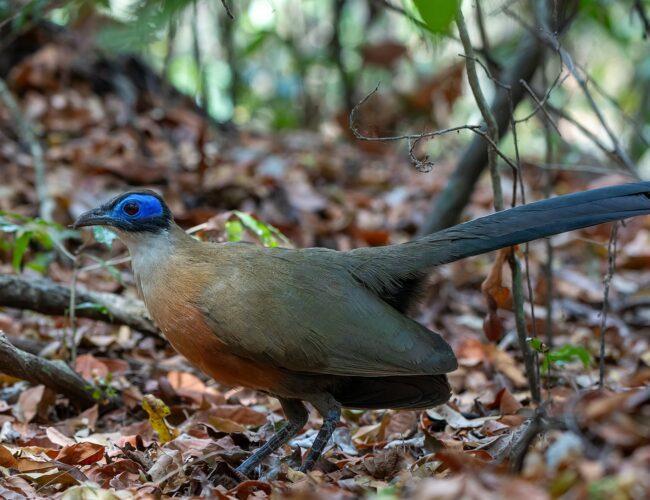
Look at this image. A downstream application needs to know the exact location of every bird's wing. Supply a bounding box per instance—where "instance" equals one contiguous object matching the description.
[198,244,457,377]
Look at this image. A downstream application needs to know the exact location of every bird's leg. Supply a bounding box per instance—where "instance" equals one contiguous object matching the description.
[299,403,341,472]
[236,398,308,477]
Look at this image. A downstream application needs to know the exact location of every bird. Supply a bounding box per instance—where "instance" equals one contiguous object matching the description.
[73,181,650,476]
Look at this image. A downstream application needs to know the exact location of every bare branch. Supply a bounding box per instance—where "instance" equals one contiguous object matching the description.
[545,103,631,170]
[504,6,639,178]
[220,0,234,20]
[349,86,519,173]
[634,0,650,39]
[599,222,619,388]
[456,5,503,211]
[518,80,562,136]
[0,331,98,408]
[0,275,160,337]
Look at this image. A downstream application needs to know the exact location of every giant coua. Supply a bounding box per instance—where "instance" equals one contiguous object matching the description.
[74,182,650,475]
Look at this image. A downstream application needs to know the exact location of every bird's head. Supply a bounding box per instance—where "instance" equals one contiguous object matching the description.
[73,190,172,234]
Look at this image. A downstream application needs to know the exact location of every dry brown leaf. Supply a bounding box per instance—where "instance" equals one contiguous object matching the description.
[45,427,76,447]
[55,441,105,465]
[75,354,109,380]
[0,444,18,468]
[207,405,268,427]
[14,385,54,423]
[167,371,206,403]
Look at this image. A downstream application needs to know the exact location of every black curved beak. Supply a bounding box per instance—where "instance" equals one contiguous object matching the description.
[72,207,113,229]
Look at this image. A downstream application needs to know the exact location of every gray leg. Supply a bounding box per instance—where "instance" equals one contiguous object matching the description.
[300,404,341,472]
[236,398,308,477]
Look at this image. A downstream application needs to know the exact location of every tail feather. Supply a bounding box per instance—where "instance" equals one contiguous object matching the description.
[347,182,650,307]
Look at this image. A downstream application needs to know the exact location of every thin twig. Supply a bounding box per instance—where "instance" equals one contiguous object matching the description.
[545,104,619,161]
[220,0,234,19]
[0,77,54,222]
[509,402,550,472]
[508,83,541,401]
[456,5,503,211]
[634,0,650,39]
[67,260,80,362]
[599,222,619,387]
[457,4,538,401]
[504,6,639,178]
[349,85,518,172]
[580,64,649,148]
[519,80,562,136]
[540,63,556,349]
[191,1,209,111]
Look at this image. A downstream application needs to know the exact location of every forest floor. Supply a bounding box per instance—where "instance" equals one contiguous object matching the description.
[0,26,649,499]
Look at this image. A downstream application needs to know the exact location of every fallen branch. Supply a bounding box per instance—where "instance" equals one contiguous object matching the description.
[0,275,159,337]
[0,331,97,408]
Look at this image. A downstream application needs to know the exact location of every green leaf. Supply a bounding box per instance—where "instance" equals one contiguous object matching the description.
[25,252,53,273]
[547,344,592,368]
[65,302,112,320]
[527,337,549,353]
[232,211,289,248]
[225,220,244,242]
[12,230,32,273]
[540,343,593,374]
[76,302,111,316]
[93,226,118,248]
[413,0,460,36]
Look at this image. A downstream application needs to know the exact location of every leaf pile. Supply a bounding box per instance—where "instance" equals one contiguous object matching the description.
[0,23,649,499]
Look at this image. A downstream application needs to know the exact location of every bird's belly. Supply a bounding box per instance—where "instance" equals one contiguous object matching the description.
[145,295,283,392]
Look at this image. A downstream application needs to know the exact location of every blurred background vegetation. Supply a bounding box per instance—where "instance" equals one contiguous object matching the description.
[3,0,649,174]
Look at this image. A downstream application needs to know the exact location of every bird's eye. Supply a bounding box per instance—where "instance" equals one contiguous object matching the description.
[123,202,139,216]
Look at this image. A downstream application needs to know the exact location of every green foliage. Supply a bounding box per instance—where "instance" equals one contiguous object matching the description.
[527,337,549,354]
[528,339,593,375]
[0,211,78,273]
[67,301,112,319]
[225,219,244,242]
[1,0,49,30]
[92,226,118,249]
[96,0,192,50]
[87,372,117,402]
[412,0,460,36]
[225,211,289,248]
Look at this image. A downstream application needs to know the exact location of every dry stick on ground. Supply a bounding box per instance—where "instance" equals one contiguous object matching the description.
[599,223,619,387]
[456,5,540,402]
[0,77,54,222]
[0,274,159,337]
[0,331,98,408]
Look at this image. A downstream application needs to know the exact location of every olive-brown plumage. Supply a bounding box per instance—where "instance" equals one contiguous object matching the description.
[73,182,650,476]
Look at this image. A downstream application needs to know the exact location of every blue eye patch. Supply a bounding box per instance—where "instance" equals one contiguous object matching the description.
[114,194,163,219]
